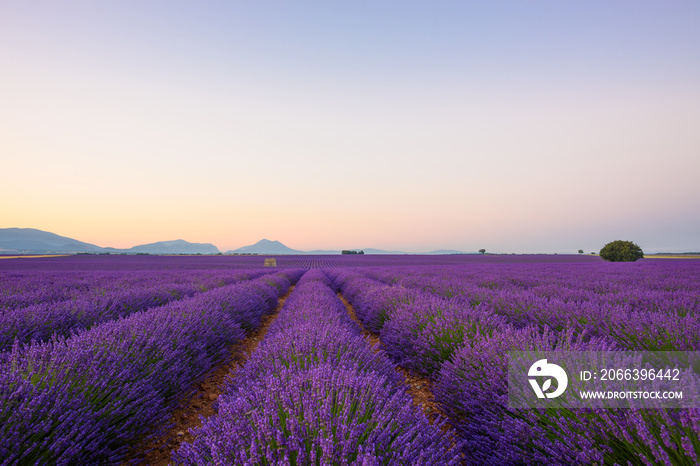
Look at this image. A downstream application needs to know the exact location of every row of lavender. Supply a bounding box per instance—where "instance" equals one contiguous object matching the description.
[274,257,359,269]
[0,267,271,310]
[1,270,187,309]
[0,269,303,465]
[174,270,462,465]
[328,260,700,465]
[0,270,276,352]
[360,261,700,351]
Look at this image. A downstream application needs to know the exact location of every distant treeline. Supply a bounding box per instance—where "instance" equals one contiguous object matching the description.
[341,250,364,255]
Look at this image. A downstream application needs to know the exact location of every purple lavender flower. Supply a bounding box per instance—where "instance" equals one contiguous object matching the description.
[0,270,301,465]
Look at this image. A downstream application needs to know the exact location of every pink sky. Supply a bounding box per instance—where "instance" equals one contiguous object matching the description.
[2,2,699,253]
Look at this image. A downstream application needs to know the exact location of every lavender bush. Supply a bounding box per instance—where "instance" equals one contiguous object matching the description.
[175,365,459,466]
[379,295,506,376]
[433,326,618,465]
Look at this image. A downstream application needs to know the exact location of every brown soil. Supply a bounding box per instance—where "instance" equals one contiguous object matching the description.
[123,285,294,466]
[336,293,449,429]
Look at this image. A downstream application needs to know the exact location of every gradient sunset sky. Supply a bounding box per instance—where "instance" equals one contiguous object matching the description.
[2,1,699,253]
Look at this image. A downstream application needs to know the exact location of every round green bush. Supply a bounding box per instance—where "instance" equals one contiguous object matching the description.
[599,240,644,262]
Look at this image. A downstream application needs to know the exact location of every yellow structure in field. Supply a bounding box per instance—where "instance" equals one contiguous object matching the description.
[263,258,277,267]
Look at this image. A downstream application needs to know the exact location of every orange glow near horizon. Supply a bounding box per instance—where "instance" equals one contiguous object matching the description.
[2,2,699,254]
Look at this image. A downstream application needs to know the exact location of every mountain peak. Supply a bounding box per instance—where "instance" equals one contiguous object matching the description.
[253,239,287,247]
[0,227,103,253]
[227,239,302,255]
[0,228,220,254]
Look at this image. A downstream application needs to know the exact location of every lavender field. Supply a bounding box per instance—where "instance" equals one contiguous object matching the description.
[1,254,699,465]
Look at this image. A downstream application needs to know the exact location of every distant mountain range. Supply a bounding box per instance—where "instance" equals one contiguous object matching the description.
[225,239,467,255]
[0,228,472,255]
[105,239,219,255]
[0,228,219,255]
[0,228,104,254]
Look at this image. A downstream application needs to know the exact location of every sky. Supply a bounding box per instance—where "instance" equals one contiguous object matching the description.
[2,1,699,254]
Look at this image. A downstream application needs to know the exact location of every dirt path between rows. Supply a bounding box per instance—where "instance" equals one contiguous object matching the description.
[124,285,294,466]
[336,293,450,431]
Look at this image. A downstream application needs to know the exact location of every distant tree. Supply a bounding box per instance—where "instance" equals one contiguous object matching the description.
[479,249,486,254]
[599,240,644,262]
[578,250,584,254]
